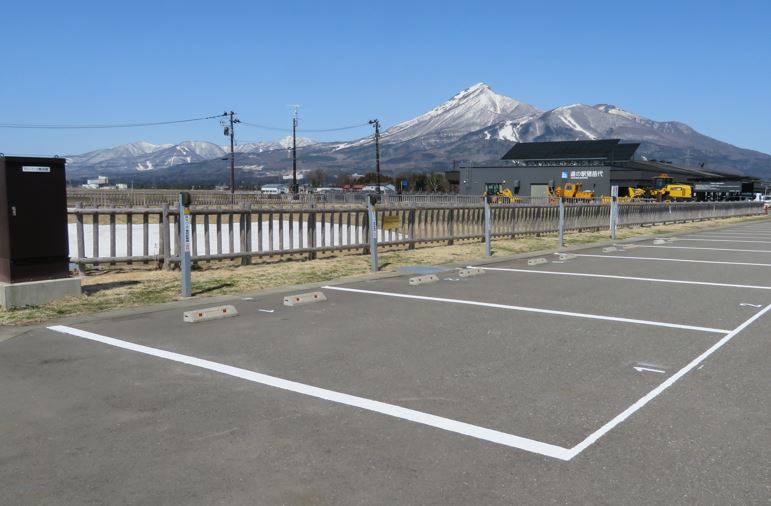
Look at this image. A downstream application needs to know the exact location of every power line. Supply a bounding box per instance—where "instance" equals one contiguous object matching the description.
[239,120,371,133]
[1,115,373,133]
[0,114,225,129]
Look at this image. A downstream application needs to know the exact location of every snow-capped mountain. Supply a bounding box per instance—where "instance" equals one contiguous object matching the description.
[66,82,771,184]
[68,140,226,172]
[67,141,172,166]
[466,102,768,174]
[336,83,540,151]
[385,83,539,142]
[234,136,316,153]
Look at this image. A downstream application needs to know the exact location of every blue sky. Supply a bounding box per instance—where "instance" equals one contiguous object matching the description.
[2,0,770,156]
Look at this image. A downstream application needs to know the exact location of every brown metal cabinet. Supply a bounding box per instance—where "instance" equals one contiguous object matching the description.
[0,156,70,283]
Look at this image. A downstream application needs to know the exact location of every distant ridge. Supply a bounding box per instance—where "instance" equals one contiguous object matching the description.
[65,83,771,184]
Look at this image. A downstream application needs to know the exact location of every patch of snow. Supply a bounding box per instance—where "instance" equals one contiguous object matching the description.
[556,108,596,139]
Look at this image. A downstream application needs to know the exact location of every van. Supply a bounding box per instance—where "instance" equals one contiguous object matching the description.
[260,184,289,194]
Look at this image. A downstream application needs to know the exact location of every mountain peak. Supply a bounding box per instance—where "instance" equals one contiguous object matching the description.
[593,104,645,122]
[453,82,491,97]
[381,83,540,144]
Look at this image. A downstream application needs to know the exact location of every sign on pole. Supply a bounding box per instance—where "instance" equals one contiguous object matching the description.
[179,192,192,297]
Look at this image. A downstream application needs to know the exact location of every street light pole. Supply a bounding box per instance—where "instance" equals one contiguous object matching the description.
[369,119,381,193]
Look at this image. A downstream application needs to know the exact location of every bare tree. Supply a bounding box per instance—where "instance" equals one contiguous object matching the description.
[425,173,448,192]
[308,168,327,187]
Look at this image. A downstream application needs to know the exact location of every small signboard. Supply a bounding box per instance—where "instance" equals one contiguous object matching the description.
[22,166,51,173]
[183,209,192,253]
[382,214,400,230]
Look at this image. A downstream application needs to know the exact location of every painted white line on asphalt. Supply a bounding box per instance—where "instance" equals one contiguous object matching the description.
[688,230,771,236]
[574,253,771,268]
[676,238,771,244]
[472,266,771,291]
[693,232,771,237]
[47,325,572,461]
[689,236,771,241]
[633,366,666,374]
[637,245,771,253]
[567,304,771,459]
[322,286,730,334]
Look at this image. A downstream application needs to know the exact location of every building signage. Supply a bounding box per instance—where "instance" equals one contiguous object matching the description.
[563,170,604,180]
[694,181,742,192]
[22,166,51,173]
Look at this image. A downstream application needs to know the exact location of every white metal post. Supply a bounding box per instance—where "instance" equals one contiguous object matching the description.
[368,195,378,272]
[484,196,492,257]
[610,185,619,241]
[179,193,192,297]
[558,197,565,248]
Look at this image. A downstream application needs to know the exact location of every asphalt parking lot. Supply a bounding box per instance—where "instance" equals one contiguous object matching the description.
[2,219,771,505]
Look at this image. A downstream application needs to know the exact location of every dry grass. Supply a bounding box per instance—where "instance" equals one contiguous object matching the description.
[2,215,766,326]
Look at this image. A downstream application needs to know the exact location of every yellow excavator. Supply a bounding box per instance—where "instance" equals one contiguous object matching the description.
[548,182,595,202]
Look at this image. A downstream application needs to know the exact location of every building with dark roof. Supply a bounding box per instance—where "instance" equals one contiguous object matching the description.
[448,139,763,200]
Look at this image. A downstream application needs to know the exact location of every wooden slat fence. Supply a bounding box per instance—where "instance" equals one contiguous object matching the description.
[67,201,764,269]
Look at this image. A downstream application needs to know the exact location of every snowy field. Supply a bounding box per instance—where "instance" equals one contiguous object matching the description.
[68,220,403,258]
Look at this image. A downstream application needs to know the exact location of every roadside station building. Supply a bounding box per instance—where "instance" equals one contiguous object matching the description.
[447,139,763,200]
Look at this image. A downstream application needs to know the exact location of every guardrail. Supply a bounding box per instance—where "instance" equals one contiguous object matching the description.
[67,201,763,270]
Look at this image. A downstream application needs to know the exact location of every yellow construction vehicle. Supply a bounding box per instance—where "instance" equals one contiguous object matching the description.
[648,173,692,201]
[601,187,647,204]
[548,182,595,202]
[483,187,521,203]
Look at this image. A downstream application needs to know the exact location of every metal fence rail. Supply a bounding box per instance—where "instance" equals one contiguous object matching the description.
[67,201,763,269]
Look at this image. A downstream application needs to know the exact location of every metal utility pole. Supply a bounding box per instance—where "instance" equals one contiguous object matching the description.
[368,119,381,193]
[290,105,300,194]
[222,111,240,194]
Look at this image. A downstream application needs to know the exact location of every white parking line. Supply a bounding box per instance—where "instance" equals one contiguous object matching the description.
[48,325,573,461]
[637,245,771,253]
[676,238,771,244]
[574,253,771,268]
[693,232,771,237]
[472,266,771,291]
[690,235,771,240]
[47,304,771,462]
[322,286,730,334]
[568,304,771,459]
